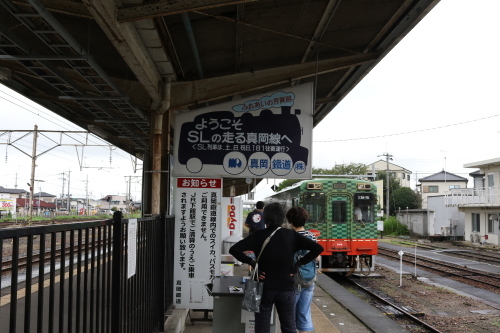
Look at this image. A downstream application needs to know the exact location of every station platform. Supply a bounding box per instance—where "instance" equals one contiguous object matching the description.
[166,264,401,333]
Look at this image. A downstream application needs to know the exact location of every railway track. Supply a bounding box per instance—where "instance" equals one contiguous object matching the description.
[378,248,500,292]
[1,240,109,275]
[431,249,500,265]
[383,238,500,266]
[0,217,111,229]
[346,277,444,333]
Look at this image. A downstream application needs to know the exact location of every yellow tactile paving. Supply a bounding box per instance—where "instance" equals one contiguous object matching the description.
[311,301,341,333]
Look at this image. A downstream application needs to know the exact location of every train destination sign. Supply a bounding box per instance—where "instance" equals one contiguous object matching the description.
[173,83,313,179]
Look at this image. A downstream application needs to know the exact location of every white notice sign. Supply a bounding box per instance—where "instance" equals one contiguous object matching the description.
[127,218,137,278]
[173,178,222,309]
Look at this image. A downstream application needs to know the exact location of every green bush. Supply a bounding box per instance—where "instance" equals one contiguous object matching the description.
[383,216,410,236]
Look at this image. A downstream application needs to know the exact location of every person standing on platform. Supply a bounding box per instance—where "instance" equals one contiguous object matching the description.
[245,201,266,231]
[230,203,324,333]
[287,206,319,333]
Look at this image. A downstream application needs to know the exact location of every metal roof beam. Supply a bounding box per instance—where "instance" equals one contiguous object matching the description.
[313,0,440,125]
[82,0,163,107]
[95,120,149,124]
[170,52,379,109]
[117,0,259,23]
[16,0,91,19]
[300,0,341,64]
[59,95,130,101]
[0,55,90,61]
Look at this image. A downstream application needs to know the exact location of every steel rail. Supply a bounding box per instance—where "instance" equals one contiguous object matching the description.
[349,279,444,333]
[378,248,500,290]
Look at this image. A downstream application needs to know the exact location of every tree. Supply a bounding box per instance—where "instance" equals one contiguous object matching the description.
[314,163,368,176]
[391,187,420,216]
[276,178,302,192]
[275,163,368,192]
[375,170,401,216]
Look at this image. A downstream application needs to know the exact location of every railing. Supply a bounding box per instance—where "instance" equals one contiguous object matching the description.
[0,211,174,333]
[445,187,500,206]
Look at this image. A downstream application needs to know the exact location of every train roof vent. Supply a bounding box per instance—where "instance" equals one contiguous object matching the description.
[307,183,322,190]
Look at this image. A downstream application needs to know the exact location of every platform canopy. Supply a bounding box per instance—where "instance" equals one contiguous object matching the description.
[0,0,439,196]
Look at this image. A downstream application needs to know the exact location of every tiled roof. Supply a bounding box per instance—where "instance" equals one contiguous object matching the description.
[0,186,28,194]
[469,170,484,177]
[33,192,56,197]
[418,170,468,182]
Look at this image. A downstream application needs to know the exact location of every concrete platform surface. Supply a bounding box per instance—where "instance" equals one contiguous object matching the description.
[168,264,369,333]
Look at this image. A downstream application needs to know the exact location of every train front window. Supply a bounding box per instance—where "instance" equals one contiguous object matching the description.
[354,204,375,223]
[353,193,376,223]
[302,192,325,223]
[331,201,347,223]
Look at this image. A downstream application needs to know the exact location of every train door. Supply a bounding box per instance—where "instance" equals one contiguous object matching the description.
[327,194,352,251]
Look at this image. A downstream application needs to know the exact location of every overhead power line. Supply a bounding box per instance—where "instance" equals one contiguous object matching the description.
[315,113,500,142]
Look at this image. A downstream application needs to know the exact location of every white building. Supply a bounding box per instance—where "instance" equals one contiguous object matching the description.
[366,160,412,188]
[445,158,500,245]
[395,196,465,240]
[418,170,468,209]
[100,195,131,212]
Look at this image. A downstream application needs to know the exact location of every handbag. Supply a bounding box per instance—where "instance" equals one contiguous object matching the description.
[241,227,281,312]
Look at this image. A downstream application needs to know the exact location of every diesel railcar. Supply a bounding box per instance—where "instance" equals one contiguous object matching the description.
[266,178,379,274]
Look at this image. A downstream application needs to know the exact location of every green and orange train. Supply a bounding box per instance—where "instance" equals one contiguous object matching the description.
[265,178,379,274]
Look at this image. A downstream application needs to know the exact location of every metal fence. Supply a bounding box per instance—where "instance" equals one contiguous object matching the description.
[0,212,174,333]
[445,187,500,206]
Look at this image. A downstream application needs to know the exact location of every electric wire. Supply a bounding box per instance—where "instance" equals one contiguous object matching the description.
[314,113,500,142]
[0,90,135,160]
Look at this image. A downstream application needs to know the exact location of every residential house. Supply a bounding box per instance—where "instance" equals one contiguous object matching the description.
[445,158,500,245]
[1,186,29,218]
[33,191,56,203]
[0,186,29,199]
[418,170,468,209]
[366,160,412,188]
[16,198,56,215]
[100,195,130,212]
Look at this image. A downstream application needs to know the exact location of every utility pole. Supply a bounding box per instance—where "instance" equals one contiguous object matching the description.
[28,125,38,225]
[379,152,393,217]
[67,169,71,211]
[128,176,131,213]
[38,187,41,215]
[125,176,141,213]
[60,171,66,211]
[82,175,89,215]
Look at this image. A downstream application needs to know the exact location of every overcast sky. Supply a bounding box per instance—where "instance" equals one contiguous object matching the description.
[1,0,499,202]
[0,86,142,200]
[253,0,500,200]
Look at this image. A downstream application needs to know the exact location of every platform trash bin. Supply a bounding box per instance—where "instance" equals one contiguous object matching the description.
[223,234,242,265]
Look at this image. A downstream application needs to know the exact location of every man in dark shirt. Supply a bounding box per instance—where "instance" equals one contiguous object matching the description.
[230,203,323,333]
[245,201,265,230]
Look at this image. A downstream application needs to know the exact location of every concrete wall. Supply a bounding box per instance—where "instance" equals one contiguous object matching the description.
[428,196,465,238]
[396,210,429,237]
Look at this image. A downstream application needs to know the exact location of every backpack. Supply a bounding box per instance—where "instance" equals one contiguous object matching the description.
[293,232,317,290]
